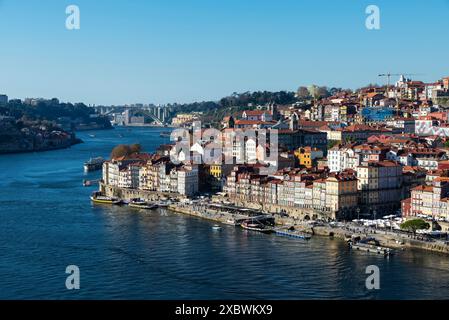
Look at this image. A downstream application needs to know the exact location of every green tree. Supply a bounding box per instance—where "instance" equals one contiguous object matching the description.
[110,144,143,159]
[400,219,430,234]
[444,140,449,148]
[296,86,310,99]
[111,144,131,159]
[129,143,142,154]
[328,140,341,149]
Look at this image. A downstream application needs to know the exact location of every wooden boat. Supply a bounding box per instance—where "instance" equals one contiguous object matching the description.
[128,199,158,210]
[90,192,122,205]
[241,219,273,233]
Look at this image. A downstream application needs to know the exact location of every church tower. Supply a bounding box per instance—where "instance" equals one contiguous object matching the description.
[289,112,298,131]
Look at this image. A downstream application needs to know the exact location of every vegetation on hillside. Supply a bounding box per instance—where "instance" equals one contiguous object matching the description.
[0,99,111,128]
[111,144,142,159]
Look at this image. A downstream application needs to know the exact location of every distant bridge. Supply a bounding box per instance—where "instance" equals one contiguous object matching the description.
[91,105,171,125]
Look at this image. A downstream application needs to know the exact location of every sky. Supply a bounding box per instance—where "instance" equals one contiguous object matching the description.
[0,0,448,105]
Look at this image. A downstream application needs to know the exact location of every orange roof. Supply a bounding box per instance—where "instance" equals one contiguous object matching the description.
[243,110,272,116]
[412,185,433,192]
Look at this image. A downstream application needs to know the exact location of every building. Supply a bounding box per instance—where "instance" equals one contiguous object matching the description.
[177,164,199,196]
[328,144,359,173]
[171,113,199,126]
[295,147,324,168]
[409,177,449,220]
[325,172,358,215]
[356,161,403,214]
[0,94,8,105]
[277,129,327,153]
[241,110,273,122]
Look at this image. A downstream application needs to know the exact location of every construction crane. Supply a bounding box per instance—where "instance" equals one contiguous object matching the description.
[378,73,423,88]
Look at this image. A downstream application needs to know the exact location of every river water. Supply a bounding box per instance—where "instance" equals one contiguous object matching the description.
[0,127,448,299]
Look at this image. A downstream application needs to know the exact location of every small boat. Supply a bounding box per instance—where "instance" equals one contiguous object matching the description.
[128,198,158,210]
[226,219,239,226]
[83,179,99,187]
[349,237,394,256]
[241,219,273,233]
[89,134,96,138]
[274,228,311,240]
[90,192,122,205]
[84,157,105,172]
[212,225,222,231]
[156,200,170,208]
[160,131,172,138]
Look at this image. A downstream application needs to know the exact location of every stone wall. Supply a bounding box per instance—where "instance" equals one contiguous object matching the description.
[100,183,185,202]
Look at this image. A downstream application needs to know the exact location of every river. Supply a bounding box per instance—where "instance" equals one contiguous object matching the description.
[0,127,448,299]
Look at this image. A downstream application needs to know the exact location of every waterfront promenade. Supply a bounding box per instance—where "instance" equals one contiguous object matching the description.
[170,200,449,255]
[101,182,449,255]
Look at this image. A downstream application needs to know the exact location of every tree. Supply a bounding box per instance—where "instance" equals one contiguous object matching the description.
[443,140,449,148]
[328,140,341,149]
[111,144,131,159]
[296,86,310,99]
[316,86,330,99]
[110,143,143,159]
[308,85,330,100]
[400,219,430,234]
[129,143,142,154]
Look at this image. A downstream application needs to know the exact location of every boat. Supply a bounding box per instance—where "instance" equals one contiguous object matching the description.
[156,200,171,208]
[90,192,122,205]
[84,157,105,172]
[212,225,222,231]
[274,228,312,240]
[83,179,99,187]
[226,219,240,226]
[88,134,96,138]
[240,219,273,233]
[160,131,172,138]
[128,198,158,210]
[349,237,394,256]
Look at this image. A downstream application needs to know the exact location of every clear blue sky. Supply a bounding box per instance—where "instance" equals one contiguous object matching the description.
[0,0,448,105]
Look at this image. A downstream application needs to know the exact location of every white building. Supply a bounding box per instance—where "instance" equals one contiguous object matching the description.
[177,165,199,196]
[328,146,359,173]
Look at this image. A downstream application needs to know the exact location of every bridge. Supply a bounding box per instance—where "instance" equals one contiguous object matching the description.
[91,105,172,125]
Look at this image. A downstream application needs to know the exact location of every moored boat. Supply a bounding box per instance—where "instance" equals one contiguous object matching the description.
[84,157,105,172]
[241,219,273,233]
[90,192,122,205]
[128,198,158,210]
[160,131,172,137]
[83,179,99,187]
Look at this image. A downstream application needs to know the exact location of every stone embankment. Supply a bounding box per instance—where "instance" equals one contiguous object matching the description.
[100,184,449,255]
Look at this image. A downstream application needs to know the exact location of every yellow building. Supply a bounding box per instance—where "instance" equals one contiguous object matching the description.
[325,173,358,213]
[207,163,234,190]
[295,147,324,168]
[171,113,200,126]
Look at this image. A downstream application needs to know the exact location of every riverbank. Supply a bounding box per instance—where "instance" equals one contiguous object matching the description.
[100,183,449,255]
[0,136,82,155]
[168,202,449,255]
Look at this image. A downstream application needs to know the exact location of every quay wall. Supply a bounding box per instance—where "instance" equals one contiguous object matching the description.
[100,183,186,202]
[100,184,449,255]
